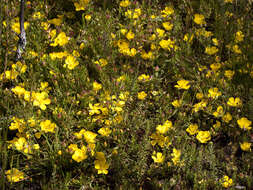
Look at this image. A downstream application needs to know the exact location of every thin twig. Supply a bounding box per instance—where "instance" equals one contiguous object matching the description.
[16,0,26,61]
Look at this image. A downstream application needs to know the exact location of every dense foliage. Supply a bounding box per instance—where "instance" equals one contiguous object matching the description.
[0,0,253,189]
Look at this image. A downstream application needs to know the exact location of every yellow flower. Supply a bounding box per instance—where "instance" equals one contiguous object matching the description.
[213,106,224,117]
[125,8,141,19]
[240,142,251,151]
[224,70,235,80]
[126,30,135,40]
[33,144,40,150]
[220,175,233,188]
[150,132,166,147]
[221,112,232,123]
[161,6,174,16]
[227,97,242,107]
[156,28,165,37]
[184,33,194,43]
[213,121,221,130]
[49,51,68,60]
[98,127,112,137]
[196,131,211,143]
[72,50,80,57]
[175,80,190,90]
[138,74,151,82]
[162,22,173,31]
[50,32,69,47]
[205,46,218,55]
[212,38,219,46]
[141,51,154,60]
[192,100,208,112]
[48,17,62,26]
[13,137,27,151]
[11,86,26,97]
[232,45,242,54]
[5,168,25,183]
[11,19,29,34]
[41,22,50,30]
[33,92,51,110]
[208,88,222,99]
[40,120,56,133]
[120,0,131,7]
[156,122,170,134]
[35,132,41,139]
[72,147,88,162]
[224,0,233,3]
[171,148,181,165]
[93,81,102,91]
[120,29,127,35]
[85,14,91,21]
[194,14,206,25]
[152,152,165,163]
[74,129,86,139]
[138,91,147,100]
[196,93,204,100]
[237,117,252,130]
[83,131,97,143]
[33,12,43,19]
[235,31,244,42]
[94,152,109,174]
[186,124,199,135]
[172,99,182,108]
[89,103,101,115]
[80,42,85,49]
[74,0,90,11]
[64,55,79,70]
[95,58,108,67]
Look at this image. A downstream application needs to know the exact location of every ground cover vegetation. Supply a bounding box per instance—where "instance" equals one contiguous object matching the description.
[0,0,253,189]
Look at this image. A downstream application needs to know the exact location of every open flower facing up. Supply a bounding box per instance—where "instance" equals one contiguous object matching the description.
[93,81,102,91]
[186,124,199,135]
[240,142,251,151]
[175,80,190,90]
[72,146,88,162]
[237,117,252,130]
[194,14,206,25]
[222,112,232,123]
[138,91,147,100]
[40,120,57,133]
[196,131,211,143]
[33,91,51,110]
[227,97,242,107]
[64,55,79,70]
[5,168,25,183]
[152,151,165,163]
